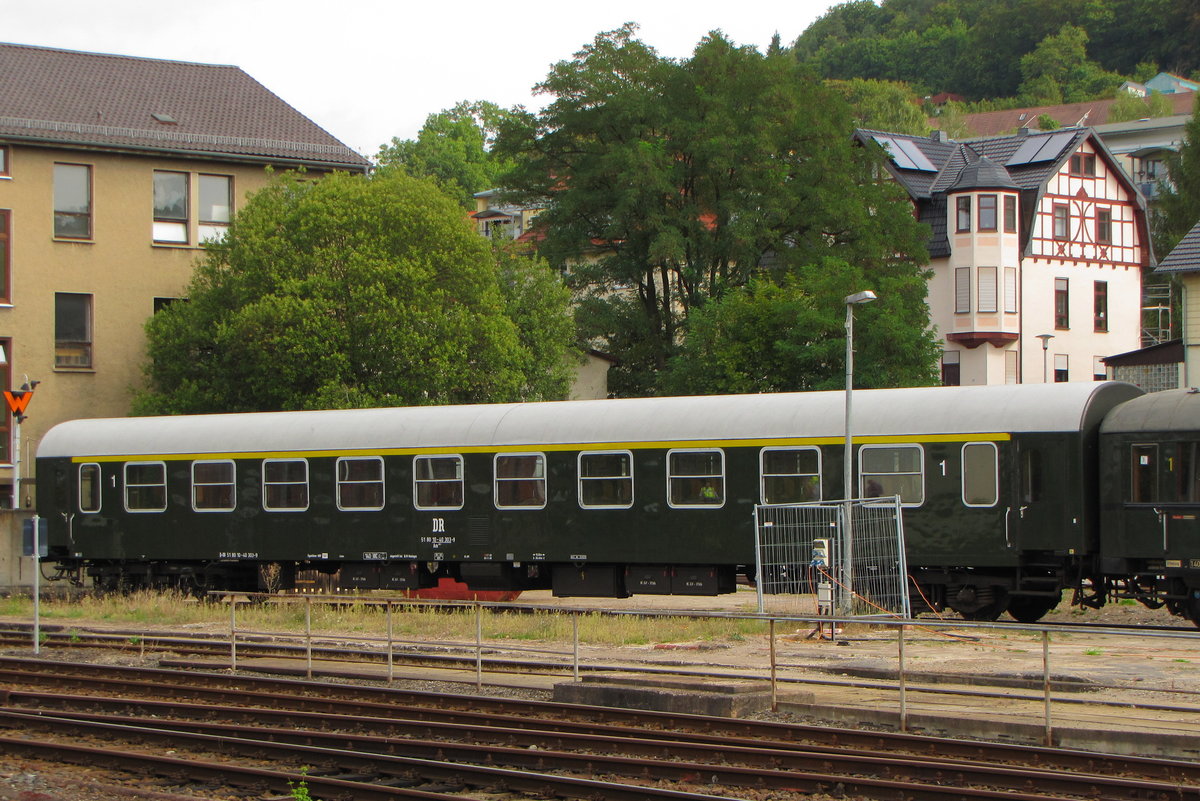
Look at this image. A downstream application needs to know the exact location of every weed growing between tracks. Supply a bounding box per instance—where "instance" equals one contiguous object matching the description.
[0,591,773,647]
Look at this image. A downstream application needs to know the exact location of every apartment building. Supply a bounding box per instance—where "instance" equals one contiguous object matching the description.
[0,43,369,586]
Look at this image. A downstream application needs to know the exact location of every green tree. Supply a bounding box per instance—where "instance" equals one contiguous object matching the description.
[134,170,576,415]
[376,100,514,208]
[1017,25,1122,105]
[1107,89,1175,124]
[499,26,934,396]
[1153,96,1200,257]
[831,78,930,135]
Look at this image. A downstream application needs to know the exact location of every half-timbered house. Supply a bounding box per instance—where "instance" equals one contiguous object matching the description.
[854,127,1151,386]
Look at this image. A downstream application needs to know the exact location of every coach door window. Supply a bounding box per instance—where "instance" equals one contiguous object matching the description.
[263,458,308,511]
[125,462,167,512]
[1177,443,1200,503]
[192,460,235,512]
[414,455,464,510]
[337,456,384,511]
[579,451,634,509]
[79,463,101,513]
[668,449,724,507]
[859,445,924,506]
[760,447,820,504]
[495,454,547,509]
[1131,444,1159,503]
[961,442,998,507]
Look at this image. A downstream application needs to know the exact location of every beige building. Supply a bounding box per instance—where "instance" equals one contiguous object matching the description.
[0,43,368,587]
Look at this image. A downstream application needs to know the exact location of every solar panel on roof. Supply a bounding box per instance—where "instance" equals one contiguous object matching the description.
[892,137,938,171]
[872,135,918,170]
[1007,131,1076,166]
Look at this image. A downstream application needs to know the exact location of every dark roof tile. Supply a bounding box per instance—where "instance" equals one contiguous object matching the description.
[1156,219,1200,273]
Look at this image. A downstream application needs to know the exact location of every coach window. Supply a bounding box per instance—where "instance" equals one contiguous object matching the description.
[961,442,998,507]
[125,462,167,512]
[760,447,820,504]
[1131,444,1159,503]
[859,445,924,506]
[1177,443,1200,502]
[1021,449,1042,504]
[337,456,384,511]
[668,449,725,508]
[192,460,235,512]
[495,453,546,509]
[414,455,464,510]
[579,451,634,509]
[79,463,101,513]
[263,458,308,511]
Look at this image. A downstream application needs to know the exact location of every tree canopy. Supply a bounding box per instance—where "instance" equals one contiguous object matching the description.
[1153,96,1200,258]
[498,26,938,396]
[134,170,577,415]
[375,100,514,208]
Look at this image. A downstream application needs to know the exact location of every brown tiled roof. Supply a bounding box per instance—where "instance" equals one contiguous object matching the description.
[0,42,369,169]
[949,92,1195,137]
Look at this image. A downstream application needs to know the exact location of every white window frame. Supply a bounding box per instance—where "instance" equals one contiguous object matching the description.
[858,444,925,507]
[152,170,189,243]
[79,462,101,513]
[759,446,822,505]
[336,456,385,512]
[977,266,998,313]
[578,450,635,509]
[192,459,236,513]
[124,461,167,513]
[667,448,725,509]
[494,452,547,510]
[413,454,465,511]
[262,458,309,512]
[961,442,999,508]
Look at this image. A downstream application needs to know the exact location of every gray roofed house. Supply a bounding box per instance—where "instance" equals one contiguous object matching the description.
[1155,219,1200,387]
[854,126,1151,389]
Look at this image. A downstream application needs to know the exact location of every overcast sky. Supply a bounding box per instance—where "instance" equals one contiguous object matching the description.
[4,0,837,158]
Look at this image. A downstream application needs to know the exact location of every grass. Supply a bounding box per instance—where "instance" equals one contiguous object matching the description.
[0,591,772,647]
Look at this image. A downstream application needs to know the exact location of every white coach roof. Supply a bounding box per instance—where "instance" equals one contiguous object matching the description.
[38,382,1143,460]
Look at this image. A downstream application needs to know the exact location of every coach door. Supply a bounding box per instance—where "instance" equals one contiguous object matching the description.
[1006,441,1044,551]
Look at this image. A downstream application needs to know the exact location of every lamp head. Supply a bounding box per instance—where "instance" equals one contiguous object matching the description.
[844,290,877,305]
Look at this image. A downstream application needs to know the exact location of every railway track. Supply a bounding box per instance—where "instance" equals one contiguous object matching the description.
[0,656,1197,800]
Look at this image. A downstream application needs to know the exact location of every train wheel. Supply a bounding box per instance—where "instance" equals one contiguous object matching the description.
[951,585,1009,621]
[1187,594,1200,629]
[1006,595,1059,624]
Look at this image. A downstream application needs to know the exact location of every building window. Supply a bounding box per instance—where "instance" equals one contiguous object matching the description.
[1052,204,1069,240]
[1004,350,1018,384]
[941,351,960,386]
[955,196,971,232]
[414,455,464,510]
[0,339,8,464]
[667,449,724,507]
[495,453,547,509]
[192,460,235,512]
[1004,267,1018,313]
[0,145,8,176]
[1054,353,1069,383]
[978,194,997,231]
[53,163,91,239]
[1003,195,1017,233]
[579,451,634,509]
[1054,278,1069,329]
[125,462,167,512]
[955,267,971,313]
[336,456,384,511]
[263,458,309,511]
[962,442,998,507]
[859,444,924,506]
[199,174,232,242]
[1069,153,1096,176]
[79,463,101,513]
[153,171,189,243]
[54,292,93,368]
[1093,356,1107,382]
[1094,281,1108,332]
[1096,208,1112,245]
[0,209,9,303]
[977,266,997,313]
[760,447,821,504]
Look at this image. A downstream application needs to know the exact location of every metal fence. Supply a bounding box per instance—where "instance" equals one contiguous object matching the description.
[753,497,910,619]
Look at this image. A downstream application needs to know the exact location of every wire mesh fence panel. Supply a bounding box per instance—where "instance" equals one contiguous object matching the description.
[754,498,910,619]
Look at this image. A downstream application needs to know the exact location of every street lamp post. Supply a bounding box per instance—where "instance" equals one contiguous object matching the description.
[1036,334,1054,383]
[842,290,877,615]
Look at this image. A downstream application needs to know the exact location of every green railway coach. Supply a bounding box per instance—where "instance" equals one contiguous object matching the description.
[35,381,1143,622]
